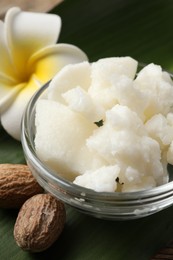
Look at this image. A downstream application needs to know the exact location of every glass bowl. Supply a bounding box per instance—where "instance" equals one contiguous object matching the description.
[21,81,173,221]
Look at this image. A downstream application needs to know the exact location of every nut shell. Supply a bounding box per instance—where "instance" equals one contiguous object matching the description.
[0,164,44,208]
[14,193,66,252]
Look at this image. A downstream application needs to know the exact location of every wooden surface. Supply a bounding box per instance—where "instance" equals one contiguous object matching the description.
[152,241,173,259]
[0,0,63,19]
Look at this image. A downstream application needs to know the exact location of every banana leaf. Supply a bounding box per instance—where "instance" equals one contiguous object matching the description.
[1,0,173,259]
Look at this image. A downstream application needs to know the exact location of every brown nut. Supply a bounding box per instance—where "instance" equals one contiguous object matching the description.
[0,164,44,208]
[14,193,66,252]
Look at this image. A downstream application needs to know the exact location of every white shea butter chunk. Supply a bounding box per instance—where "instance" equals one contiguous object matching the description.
[62,86,104,122]
[109,76,147,120]
[35,99,106,180]
[88,57,138,110]
[35,56,173,193]
[134,63,173,119]
[74,165,120,192]
[145,114,173,149]
[48,61,91,104]
[87,105,165,190]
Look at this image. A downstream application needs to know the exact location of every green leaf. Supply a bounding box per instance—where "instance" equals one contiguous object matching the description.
[55,0,173,71]
[1,0,173,259]
[0,126,25,164]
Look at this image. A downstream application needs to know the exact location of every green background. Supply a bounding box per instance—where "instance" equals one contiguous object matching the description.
[1,0,173,259]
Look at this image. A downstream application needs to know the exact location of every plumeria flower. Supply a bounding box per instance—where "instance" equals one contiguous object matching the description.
[0,7,88,140]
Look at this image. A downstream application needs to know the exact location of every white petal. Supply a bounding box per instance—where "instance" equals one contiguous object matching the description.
[1,43,87,140]
[5,7,61,75]
[28,43,88,85]
[1,78,41,140]
[0,83,24,114]
[0,21,18,82]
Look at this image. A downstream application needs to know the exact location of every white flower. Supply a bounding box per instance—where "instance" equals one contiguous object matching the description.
[0,7,88,140]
